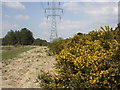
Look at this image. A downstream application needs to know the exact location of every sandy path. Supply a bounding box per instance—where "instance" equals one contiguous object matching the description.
[2,46,55,88]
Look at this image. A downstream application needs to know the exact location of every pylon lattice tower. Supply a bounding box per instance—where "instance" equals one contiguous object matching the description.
[45,0,63,42]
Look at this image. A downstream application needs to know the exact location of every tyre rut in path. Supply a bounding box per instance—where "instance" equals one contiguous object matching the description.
[2,46,55,88]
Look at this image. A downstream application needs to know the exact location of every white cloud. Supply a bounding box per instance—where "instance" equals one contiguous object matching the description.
[38,19,85,40]
[59,19,83,31]
[3,14,30,20]
[37,2,118,41]
[59,19,89,33]
[1,0,119,2]
[57,17,117,38]
[38,22,51,41]
[15,14,30,20]
[38,22,50,29]
[63,2,80,11]
[2,21,19,30]
[0,22,2,38]
[2,21,19,36]
[3,2,26,9]
[85,3,118,16]
[62,2,118,31]
[63,2,118,16]
[67,0,119,2]
[38,14,117,40]
[58,19,84,37]
[4,15,11,18]
[43,17,48,21]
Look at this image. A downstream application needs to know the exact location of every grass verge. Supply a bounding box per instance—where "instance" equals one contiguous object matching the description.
[2,46,35,63]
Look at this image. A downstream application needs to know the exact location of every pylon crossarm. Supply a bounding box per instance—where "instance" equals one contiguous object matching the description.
[45,8,63,13]
[47,15,61,20]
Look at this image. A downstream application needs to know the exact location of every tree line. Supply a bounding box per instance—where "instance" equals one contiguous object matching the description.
[2,28,49,46]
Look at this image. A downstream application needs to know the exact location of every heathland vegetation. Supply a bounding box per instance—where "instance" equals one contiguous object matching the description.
[38,26,120,89]
[2,25,120,89]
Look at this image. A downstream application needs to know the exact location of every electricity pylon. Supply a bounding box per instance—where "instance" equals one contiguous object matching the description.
[45,0,63,42]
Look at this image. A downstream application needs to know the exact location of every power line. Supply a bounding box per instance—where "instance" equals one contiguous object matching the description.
[45,0,63,42]
[40,2,44,10]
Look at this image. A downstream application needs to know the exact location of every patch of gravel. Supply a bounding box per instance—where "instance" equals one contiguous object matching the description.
[2,46,55,88]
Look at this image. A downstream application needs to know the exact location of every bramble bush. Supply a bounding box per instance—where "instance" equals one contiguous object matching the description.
[38,26,120,89]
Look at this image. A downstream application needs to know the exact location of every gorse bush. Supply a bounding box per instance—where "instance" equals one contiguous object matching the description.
[39,26,120,89]
[48,38,67,54]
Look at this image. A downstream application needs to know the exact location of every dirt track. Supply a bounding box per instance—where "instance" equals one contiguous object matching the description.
[2,46,55,88]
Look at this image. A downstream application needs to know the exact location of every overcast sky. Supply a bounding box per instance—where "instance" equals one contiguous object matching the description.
[1,0,119,41]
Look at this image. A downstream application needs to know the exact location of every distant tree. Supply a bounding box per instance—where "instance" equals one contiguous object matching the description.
[2,30,17,45]
[33,38,49,46]
[0,38,2,45]
[2,28,50,46]
[20,28,34,45]
[15,31,21,44]
[2,37,7,45]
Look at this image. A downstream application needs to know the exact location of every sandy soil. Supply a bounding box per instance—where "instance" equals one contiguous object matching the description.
[2,46,55,88]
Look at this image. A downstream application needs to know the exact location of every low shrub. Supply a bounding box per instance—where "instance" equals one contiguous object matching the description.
[48,38,67,54]
[38,26,120,89]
